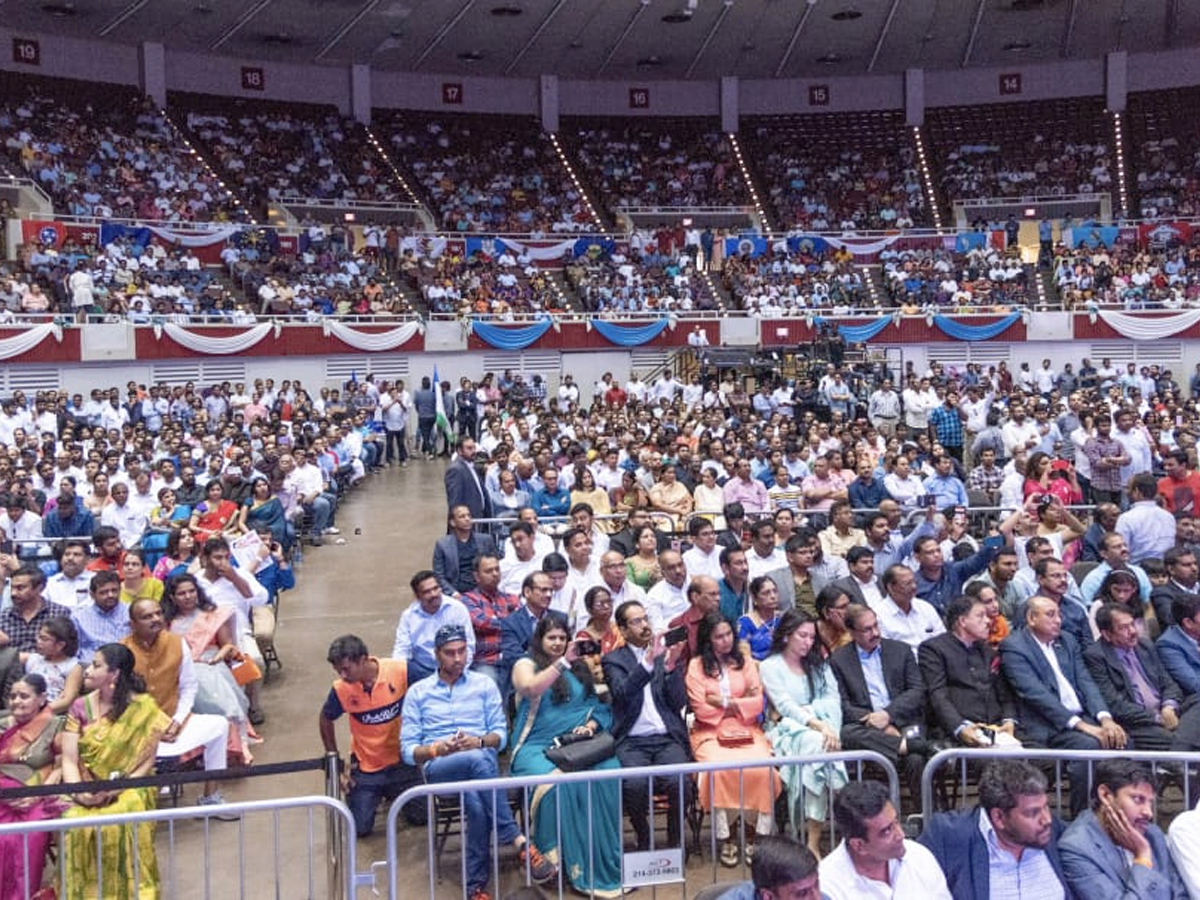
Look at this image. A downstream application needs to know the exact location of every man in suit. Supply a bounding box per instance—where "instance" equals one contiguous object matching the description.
[829,545,882,608]
[1000,595,1127,815]
[602,600,691,851]
[444,435,493,521]
[1060,759,1189,898]
[829,604,930,799]
[1158,592,1200,696]
[765,534,828,619]
[498,571,566,694]
[1085,603,1200,751]
[1150,545,1199,628]
[918,594,1018,746]
[919,760,1071,900]
[432,505,498,598]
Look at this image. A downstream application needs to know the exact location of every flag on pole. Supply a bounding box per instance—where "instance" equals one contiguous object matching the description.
[433,366,453,442]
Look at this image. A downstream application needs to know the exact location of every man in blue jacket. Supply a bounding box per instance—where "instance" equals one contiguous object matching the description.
[919,760,1072,900]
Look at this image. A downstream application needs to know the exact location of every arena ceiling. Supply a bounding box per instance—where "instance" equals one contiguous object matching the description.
[11,0,1200,81]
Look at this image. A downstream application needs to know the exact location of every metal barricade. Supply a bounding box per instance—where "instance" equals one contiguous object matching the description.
[0,794,358,900]
[919,747,1200,826]
[383,752,898,900]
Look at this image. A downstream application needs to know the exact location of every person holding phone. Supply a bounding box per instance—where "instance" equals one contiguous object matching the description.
[510,616,623,898]
[603,601,691,852]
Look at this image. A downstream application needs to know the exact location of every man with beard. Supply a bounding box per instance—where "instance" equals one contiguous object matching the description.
[919,761,1070,900]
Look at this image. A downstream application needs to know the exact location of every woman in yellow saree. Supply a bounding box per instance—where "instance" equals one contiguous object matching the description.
[60,643,170,900]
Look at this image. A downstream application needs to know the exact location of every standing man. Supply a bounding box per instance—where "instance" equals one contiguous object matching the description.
[819,780,951,900]
[603,601,691,852]
[461,554,519,691]
[928,391,966,462]
[1084,415,1131,506]
[919,761,1070,900]
[867,379,901,439]
[319,635,422,836]
[445,437,493,521]
[1117,473,1178,565]
[380,380,411,468]
[413,377,437,460]
[401,625,556,900]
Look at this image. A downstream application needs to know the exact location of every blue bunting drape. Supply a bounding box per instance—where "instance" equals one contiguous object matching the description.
[471,319,553,350]
[591,318,670,346]
[932,313,1021,341]
[813,316,893,342]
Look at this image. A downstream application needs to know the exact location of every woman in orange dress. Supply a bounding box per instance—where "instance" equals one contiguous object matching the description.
[685,612,780,868]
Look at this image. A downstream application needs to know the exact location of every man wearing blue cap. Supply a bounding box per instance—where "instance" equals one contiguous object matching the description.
[401,623,555,900]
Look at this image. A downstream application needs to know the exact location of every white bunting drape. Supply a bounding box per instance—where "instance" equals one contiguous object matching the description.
[162,323,274,355]
[1097,309,1200,341]
[0,323,62,360]
[322,321,422,352]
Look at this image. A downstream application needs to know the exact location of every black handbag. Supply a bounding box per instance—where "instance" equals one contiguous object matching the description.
[544,729,616,772]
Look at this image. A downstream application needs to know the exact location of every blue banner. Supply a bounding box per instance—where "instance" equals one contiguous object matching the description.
[471,318,553,350]
[465,236,504,258]
[814,316,893,342]
[99,223,152,249]
[787,235,831,255]
[954,232,988,253]
[724,235,768,258]
[591,318,670,347]
[1064,225,1120,249]
[574,236,616,259]
[933,313,1021,342]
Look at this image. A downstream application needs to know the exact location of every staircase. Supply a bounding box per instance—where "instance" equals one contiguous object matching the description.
[912,125,948,230]
[727,132,774,232]
[162,107,259,224]
[547,132,608,232]
[860,265,892,310]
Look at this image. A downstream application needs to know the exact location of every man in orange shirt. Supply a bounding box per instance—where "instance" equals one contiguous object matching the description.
[319,634,422,836]
[1159,449,1200,515]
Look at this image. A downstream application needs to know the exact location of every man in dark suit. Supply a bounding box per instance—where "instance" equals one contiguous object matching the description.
[444,435,493,520]
[498,570,566,696]
[432,505,497,597]
[918,594,1018,746]
[829,545,880,608]
[919,760,1072,900]
[829,604,929,799]
[1158,592,1200,696]
[1085,603,1200,752]
[609,507,671,558]
[602,600,691,851]
[1150,545,1200,628]
[1000,595,1127,815]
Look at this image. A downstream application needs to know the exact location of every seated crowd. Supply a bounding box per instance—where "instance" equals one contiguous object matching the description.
[1052,238,1200,311]
[178,96,401,216]
[1128,87,1200,220]
[567,119,749,214]
[567,238,719,314]
[744,111,928,231]
[317,352,1200,900]
[721,245,870,315]
[927,97,1114,202]
[377,112,596,234]
[0,74,240,224]
[882,246,1031,310]
[409,244,564,317]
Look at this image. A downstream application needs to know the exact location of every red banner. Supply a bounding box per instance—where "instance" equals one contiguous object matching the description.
[1139,221,1192,248]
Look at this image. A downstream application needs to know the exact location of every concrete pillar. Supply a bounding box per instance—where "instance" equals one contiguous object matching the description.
[350,64,372,125]
[905,68,924,127]
[721,76,739,134]
[139,42,166,107]
[1106,51,1127,113]
[540,75,559,133]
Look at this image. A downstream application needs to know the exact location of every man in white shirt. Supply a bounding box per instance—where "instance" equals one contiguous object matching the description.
[1001,406,1040,459]
[100,482,148,549]
[820,780,952,900]
[873,564,945,655]
[1168,798,1200,899]
[746,519,787,580]
[195,536,270,723]
[645,550,690,631]
[682,518,723,581]
[1116,473,1178,565]
[499,522,547,595]
[44,540,94,610]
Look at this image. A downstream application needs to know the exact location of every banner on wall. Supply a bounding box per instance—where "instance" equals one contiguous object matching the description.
[20,221,99,251]
[1062,225,1121,249]
[1139,221,1193,248]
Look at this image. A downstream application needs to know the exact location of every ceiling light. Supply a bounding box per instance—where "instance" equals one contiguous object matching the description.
[816,52,843,64]
[662,11,692,22]
[458,50,484,61]
[490,5,523,16]
[1003,40,1031,51]
[831,8,862,20]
